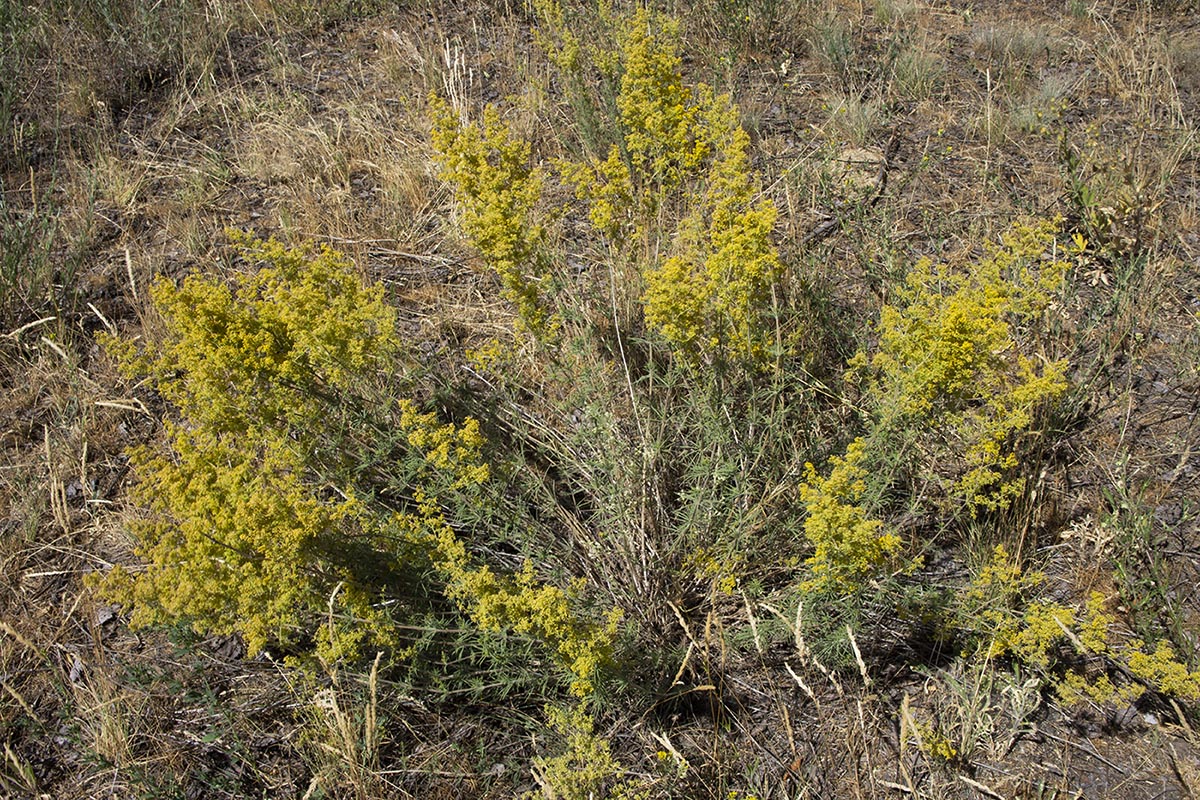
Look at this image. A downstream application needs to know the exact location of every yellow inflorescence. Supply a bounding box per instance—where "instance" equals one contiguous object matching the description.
[642,90,782,364]
[99,233,617,694]
[97,234,401,659]
[957,548,1200,707]
[869,219,1070,511]
[1127,640,1200,701]
[437,5,784,367]
[798,438,900,594]
[430,98,551,334]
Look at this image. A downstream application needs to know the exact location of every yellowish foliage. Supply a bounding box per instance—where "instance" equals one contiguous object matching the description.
[957,546,1070,668]
[107,231,397,438]
[384,494,618,697]
[797,222,1070,599]
[98,234,617,692]
[612,8,706,195]
[557,6,708,240]
[97,234,402,659]
[430,98,551,334]
[525,703,648,800]
[440,5,784,366]
[1127,640,1200,701]
[642,91,782,363]
[869,219,1070,510]
[798,439,900,593]
[961,544,1043,614]
[957,554,1199,708]
[397,399,491,489]
[357,424,618,697]
[1056,671,1144,707]
[993,602,1075,669]
[912,720,959,763]
[1078,591,1113,654]
[453,514,621,693]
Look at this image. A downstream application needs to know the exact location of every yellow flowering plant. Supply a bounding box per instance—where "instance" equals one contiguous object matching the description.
[867,219,1070,512]
[432,5,785,368]
[796,221,1069,597]
[96,233,617,695]
[97,233,404,660]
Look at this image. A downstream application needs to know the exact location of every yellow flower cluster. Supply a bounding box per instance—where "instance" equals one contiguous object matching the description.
[397,399,491,489]
[1126,640,1200,701]
[642,91,782,364]
[430,98,551,334]
[869,219,1070,510]
[555,7,709,239]
[98,234,617,693]
[435,5,783,366]
[586,8,781,365]
[524,703,648,800]
[957,546,1077,670]
[396,493,619,698]
[107,231,397,438]
[957,548,1200,706]
[912,720,959,763]
[611,10,706,196]
[798,439,900,594]
[97,234,402,660]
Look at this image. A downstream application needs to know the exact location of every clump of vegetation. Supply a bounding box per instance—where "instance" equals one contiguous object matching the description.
[864,218,1070,513]
[798,438,898,594]
[434,4,785,367]
[526,703,648,800]
[797,220,1069,599]
[6,0,1200,795]
[96,233,615,695]
[96,233,403,659]
[954,545,1200,709]
[641,91,783,364]
[430,101,552,334]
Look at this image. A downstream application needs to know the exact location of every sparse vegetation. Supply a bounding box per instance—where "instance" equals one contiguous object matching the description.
[4,0,1200,797]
